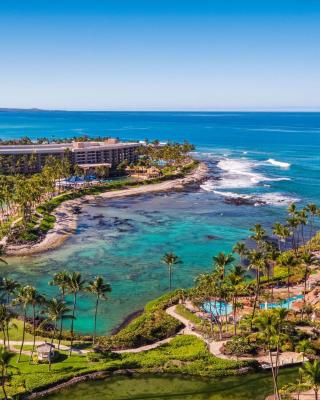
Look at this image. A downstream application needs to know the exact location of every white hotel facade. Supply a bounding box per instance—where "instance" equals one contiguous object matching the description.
[0,138,140,175]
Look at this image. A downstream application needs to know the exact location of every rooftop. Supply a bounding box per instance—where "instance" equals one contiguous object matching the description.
[0,139,140,154]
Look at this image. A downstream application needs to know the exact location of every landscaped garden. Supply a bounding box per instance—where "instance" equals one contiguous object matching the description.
[0,202,320,398]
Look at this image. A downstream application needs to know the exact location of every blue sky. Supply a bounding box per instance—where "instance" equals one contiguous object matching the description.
[1,0,320,110]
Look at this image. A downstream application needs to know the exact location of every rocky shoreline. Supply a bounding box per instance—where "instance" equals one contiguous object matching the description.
[4,162,208,257]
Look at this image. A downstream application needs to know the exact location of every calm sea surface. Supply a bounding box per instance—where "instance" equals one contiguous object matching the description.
[1,111,320,334]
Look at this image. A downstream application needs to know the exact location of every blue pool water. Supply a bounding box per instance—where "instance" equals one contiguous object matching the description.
[260,294,303,310]
[202,300,233,316]
[0,111,320,334]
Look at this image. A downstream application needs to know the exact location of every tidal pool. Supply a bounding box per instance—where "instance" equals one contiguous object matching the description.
[46,369,298,400]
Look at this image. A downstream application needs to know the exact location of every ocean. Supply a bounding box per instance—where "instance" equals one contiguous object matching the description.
[1,110,320,334]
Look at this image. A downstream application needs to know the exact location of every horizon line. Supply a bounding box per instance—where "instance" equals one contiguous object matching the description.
[2,107,320,113]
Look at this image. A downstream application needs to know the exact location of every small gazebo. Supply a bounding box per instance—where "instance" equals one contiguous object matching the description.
[36,342,55,362]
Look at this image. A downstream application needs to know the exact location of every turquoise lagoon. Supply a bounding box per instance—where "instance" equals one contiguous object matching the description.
[1,111,320,334]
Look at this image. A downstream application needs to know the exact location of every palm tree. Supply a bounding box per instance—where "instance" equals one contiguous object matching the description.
[27,288,45,363]
[254,309,288,400]
[49,271,70,301]
[288,202,297,216]
[296,339,315,362]
[213,252,235,279]
[250,224,266,250]
[287,215,300,254]
[247,250,266,323]
[66,272,85,355]
[278,253,299,296]
[272,223,290,252]
[226,265,245,334]
[44,298,73,371]
[162,252,182,291]
[307,204,318,243]
[232,242,247,263]
[0,346,16,400]
[0,305,15,350]
[300,360,320,400]
[13,286,33,363]
[0,278,20,305]
[49,271,71,349]
[0,306,7,348]
[86,276,111,345]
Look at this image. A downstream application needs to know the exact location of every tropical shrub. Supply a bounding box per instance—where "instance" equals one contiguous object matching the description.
[223,336,258,357]
[98,292,183,350]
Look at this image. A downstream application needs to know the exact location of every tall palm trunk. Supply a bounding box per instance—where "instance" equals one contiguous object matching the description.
[58,289,66,350]
[1,368,7,400]
[169,266,172,291]
[58,318,63,350]
[29,305,36,363]
[93,296,99,345]
[268,348,280,400]
[233,296,237,335]
[18,308,27,363]
[6,323,10,350]
[69,293,77,356]
[1,327,6,348]
[49,323,57,371]
[250,268,260,328]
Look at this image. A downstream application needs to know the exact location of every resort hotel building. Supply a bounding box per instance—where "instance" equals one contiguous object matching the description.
[0,138,140,175]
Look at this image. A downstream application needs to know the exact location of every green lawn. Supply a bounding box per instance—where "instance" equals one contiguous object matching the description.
[4,335,255,398]
[0,319,81,347]
[175,304,203,325]
[1,319,34,341]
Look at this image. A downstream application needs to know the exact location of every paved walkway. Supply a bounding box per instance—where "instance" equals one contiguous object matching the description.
[1,340,88,355]
[115,335,180,354]
[166,304,302,369]
[0,303,305,366]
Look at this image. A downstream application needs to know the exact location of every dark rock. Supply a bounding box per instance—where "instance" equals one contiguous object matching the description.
[206,235,220,240]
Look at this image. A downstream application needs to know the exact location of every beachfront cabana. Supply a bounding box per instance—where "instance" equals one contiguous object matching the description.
[36,342,55,362]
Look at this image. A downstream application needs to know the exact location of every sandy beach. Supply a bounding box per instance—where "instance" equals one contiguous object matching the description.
[4,162,208,257]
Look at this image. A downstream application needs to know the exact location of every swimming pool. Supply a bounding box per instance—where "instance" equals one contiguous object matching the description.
[202,300,233,316]
[260,294,303,310]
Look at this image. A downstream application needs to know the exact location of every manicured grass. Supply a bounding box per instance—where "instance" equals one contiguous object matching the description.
[4,335,255,398]
[175,304,203,325]
[0,319,34,341]
[0,319,75,347]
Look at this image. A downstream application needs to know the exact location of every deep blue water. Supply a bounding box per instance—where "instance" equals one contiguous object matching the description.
[0,111,319,334]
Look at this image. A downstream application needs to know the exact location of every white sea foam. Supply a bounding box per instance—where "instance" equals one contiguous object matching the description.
[207,158,290,190]
[266,158,291,169]
[209,190,300,207]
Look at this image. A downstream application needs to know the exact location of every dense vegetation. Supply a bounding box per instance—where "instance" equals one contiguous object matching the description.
[97,292,183,350]
[0,141,197,246]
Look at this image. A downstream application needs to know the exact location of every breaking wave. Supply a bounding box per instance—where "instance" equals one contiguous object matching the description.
[207,158,290,190]
[266,158,291,169]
